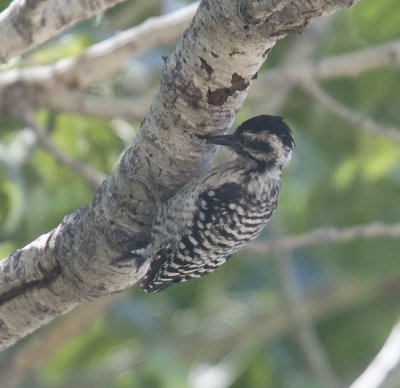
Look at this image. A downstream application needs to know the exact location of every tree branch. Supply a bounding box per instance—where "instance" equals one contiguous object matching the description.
[302,80,400,144]
[4,13,398,120]
[4,218,398,381]
[23,110,106,189]
[0,295,114,388]
[46,90,151,120]
[0,0,129,63]
[248,223,400,254]
[51,2,199,89]
[274,251,342,388]
[350,319,400,388]
[0,3,196,119]
[0,0,359,351]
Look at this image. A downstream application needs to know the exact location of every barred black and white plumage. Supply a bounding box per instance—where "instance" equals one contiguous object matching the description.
[137,115,294,292]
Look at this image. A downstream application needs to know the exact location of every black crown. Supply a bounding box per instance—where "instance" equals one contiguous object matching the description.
[236,115,294,149]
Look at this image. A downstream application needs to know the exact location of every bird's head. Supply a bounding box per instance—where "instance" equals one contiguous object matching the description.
[199,115,294,171]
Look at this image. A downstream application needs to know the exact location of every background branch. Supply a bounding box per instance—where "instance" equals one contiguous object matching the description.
[51,2,199,89]
[23,111,105,189]
[248,223,400,254]
[252,39,400,97]
[302,81,400,144]
[274,250,342,388]
[46,90,151,120]
[350,319,400,388]
[3,16,398,120]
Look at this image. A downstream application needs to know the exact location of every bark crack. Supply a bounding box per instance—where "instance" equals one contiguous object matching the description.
[0,261,61,306]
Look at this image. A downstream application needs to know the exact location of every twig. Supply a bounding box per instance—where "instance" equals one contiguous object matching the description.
[23,111,105,189]
[274,250,342,388]
[302,81,400,144]
[350,319,400,388]
[248,223,400,255]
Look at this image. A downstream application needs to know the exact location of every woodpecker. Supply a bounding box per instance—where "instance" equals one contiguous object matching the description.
[136,115,294,292]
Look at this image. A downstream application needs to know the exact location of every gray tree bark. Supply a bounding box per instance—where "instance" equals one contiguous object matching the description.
[0,0,128,63]
[0,0,359,351]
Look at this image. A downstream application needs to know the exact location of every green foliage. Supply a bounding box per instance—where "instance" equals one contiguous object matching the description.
[320,0,400,53]
[0,0,11,12]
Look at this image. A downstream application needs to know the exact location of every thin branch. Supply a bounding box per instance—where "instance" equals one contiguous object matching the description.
[23,111,105,189]
[248,223,400,255]
[301,81,400,144]
[252,39,400,96]
[274,250,342,388]
[350,319,400,388]
[309,39,400,79]
[179,277,384,362]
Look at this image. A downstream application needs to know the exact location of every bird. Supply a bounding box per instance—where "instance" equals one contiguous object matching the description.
[136,115,294,292]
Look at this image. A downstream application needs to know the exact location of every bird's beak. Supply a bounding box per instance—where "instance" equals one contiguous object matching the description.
[197,134,242,152]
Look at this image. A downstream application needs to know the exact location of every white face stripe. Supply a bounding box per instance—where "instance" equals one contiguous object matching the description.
[240,132,293,166]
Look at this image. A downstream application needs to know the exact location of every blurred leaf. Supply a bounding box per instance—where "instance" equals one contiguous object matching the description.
[334,137,400,188]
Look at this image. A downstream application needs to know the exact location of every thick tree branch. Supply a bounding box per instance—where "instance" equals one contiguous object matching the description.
[0,3,197,119]
[0,0,359,351]
[0,0,129,63]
